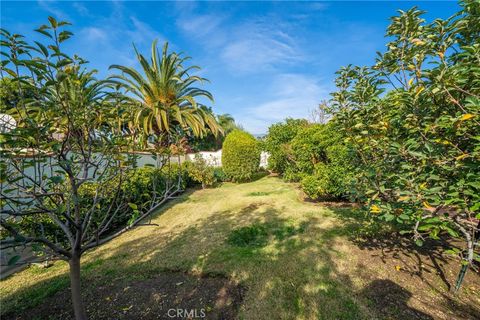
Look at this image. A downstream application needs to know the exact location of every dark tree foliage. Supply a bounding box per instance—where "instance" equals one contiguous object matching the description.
[331,1,479,290]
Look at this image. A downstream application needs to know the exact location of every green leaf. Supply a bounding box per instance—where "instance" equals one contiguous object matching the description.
[34,28,52,39]
[56,71,67,82]
[443,226,459,237]
[444,249,458,255]
[56,58,72,68]
[470,203,480,212]
[384,213,395,222]
[7,255,21,266]
[49,175,63,184]
[58,31,73,43]
[128,203,138,210]
[415,239,424,247]
[34,41,49,57]
[48,16,58,28]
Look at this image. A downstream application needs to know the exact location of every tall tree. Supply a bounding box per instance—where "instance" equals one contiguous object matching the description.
[332,1,479,291]
[0,18,135,319]
[189,113,241,151]
[109,41,221,152]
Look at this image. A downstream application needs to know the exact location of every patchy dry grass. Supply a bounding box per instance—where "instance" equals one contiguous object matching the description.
[1,176,479,319]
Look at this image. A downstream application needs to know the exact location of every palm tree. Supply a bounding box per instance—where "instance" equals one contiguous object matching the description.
[108,41,221,148]
[217,113,238,135]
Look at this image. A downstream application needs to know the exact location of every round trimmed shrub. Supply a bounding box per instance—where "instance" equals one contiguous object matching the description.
[222,130,260,182]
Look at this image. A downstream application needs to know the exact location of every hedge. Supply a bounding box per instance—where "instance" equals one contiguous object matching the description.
[222,130,260,182]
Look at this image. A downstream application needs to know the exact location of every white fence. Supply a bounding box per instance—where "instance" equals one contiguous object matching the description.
[135,149,269,168]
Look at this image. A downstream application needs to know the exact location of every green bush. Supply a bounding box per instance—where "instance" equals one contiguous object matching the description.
[187,154,216,189]
[291,124,333,174]
[263,118,355,199]
[213,167,227,182]
[222,130,260,182]
[122,167,166,211]
[282,167,304,182]
[263,118,308,174]
[286,123,354,199]
[26,164,190,247]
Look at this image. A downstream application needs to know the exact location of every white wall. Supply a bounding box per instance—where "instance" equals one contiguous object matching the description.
[186,150,222,167]
[135,149,269,168]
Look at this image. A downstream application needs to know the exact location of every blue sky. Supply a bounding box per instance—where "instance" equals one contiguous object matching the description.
[1,1,460,134]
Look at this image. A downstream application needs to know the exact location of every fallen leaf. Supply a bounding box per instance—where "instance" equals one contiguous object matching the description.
[459,114,475,121]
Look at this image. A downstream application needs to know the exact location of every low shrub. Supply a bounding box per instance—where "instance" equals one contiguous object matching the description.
[283,167,304,182]
[222,130,260,182]
[160,162,192,190]
[213,167,227,182]
[187,154,216,189]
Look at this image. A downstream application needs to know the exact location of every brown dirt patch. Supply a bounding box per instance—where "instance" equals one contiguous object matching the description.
[4,271,244,320]
[348,236,480,320]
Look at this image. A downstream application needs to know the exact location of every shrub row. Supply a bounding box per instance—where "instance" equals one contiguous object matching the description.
[264,120,354,200]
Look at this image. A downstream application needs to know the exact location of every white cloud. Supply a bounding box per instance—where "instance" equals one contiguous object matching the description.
[82,27,107,41]
[72,2,90,17]
[37,0,70,20]
[175,9,228,49]
[175,7,304,75]
[233,74,331,134]
[177,14,224,38]
[220,20,303,74]
[72,2,166,72]
[128,16,164,45]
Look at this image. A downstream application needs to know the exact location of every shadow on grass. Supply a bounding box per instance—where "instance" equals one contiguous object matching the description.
[2,188,479,319]
[328,206,480,319]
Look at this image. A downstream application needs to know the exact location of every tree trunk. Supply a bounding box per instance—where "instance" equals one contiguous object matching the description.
[69,253,87,320]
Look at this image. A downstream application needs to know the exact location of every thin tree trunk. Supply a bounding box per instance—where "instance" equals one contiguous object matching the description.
[69,253,87,320]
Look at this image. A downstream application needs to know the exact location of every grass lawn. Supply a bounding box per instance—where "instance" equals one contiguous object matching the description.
[1,176,479,319]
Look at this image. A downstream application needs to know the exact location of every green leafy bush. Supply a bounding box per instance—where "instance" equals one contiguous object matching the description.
[330,2,480,289]
[222,130,260,182]
[263,118,308,174]
[264,120,354,199]
[213,167,227,182]
[300,142,354,200]
[187,154,216,188]
[122,167,166,210]
[291,123,342,173]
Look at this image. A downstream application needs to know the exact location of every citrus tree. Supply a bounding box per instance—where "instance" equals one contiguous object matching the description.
[332,0,479,290]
